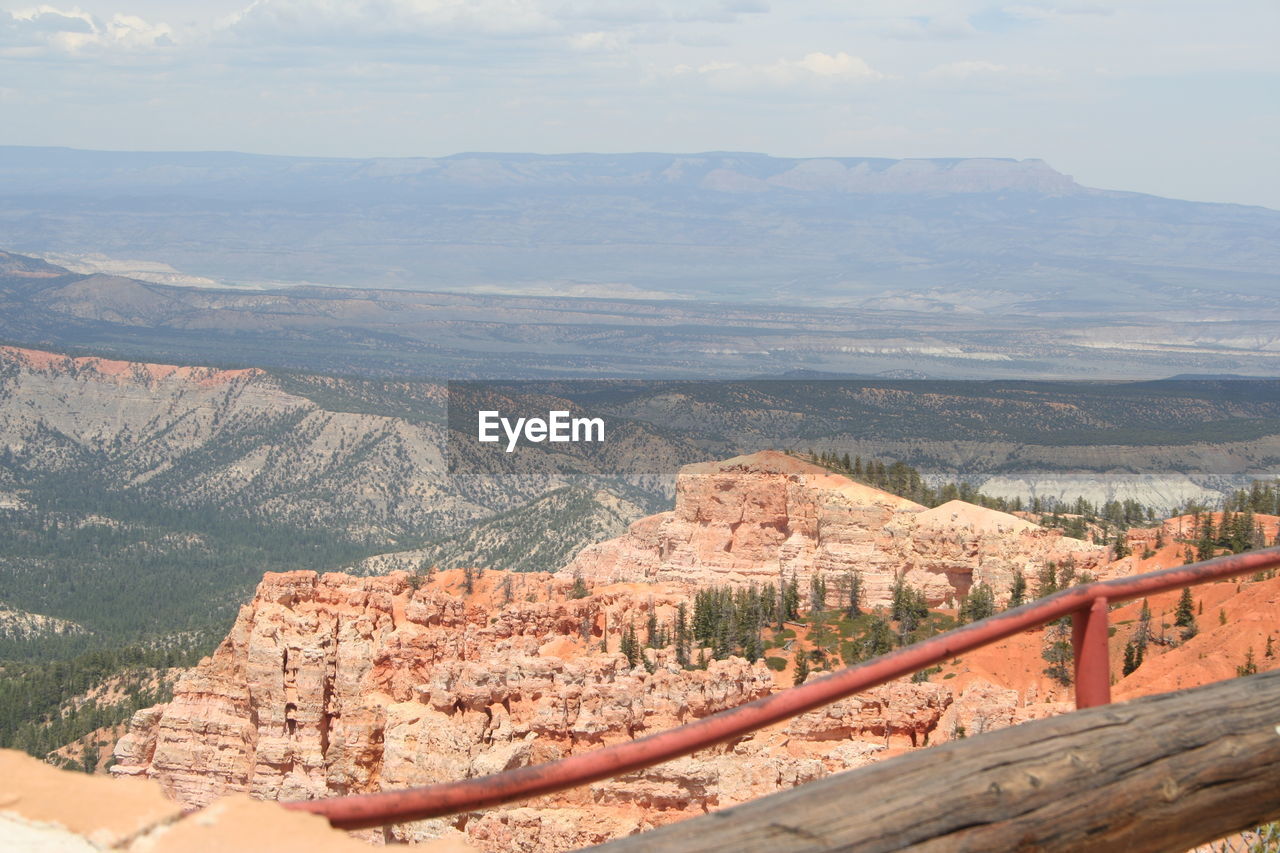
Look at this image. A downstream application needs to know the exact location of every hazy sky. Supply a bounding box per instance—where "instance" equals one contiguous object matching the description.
[2,1,1277,208]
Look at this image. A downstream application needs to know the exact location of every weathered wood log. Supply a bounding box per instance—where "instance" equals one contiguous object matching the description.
[591,669,1280,852]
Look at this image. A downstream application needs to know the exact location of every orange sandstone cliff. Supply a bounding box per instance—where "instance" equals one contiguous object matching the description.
[112,568,1020,850]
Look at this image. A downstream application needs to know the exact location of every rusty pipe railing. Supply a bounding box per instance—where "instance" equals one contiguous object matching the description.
[283,545,1280,830]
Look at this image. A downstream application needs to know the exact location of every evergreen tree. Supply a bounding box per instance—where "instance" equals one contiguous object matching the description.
[1036,562,1058,598]
[845,570,863,618]
[675,603,690,666]
[1008,573,1027,609]
[620,621,640,668]
[1237,648,1258,677]
[1196,515,1216,561]
[1042,623,1073,686]
[809,571,827,612]
[783,572,800,621]
[960,582,996,623]
[864,614,893,659]
[1174,588,1196,628]
[1135,599,1152,653]
[793,652,810,686]
[1112,528,1130,559]
[1122,638,1144,675]
[761,584,777,633]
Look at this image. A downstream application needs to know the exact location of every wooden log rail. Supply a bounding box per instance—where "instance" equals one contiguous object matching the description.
[285,545,1280,830]
[592,668,1280,853]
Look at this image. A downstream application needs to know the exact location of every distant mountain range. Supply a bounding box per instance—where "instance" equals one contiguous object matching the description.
[1,147,1276,313]
[3,247,1279,380]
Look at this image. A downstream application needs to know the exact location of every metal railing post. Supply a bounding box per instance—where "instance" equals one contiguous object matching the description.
[1072,596,1112,709]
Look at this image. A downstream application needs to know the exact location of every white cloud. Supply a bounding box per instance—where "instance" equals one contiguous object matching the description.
[1005,2,1116,22]
[924,59,1058,81]
[881,14,978,41]
[219,0,557,43]
[675,51,886,91]
[558,0,767,26]
[567,29,623,51]
[212,0,767,46]
[0,6,172,55]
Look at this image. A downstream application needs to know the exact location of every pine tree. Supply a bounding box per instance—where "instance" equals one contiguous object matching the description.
[1237,648,1258,677]
[1196,514,1216,561]
[1042,622,1073,686]
[783,572,800,621]
[1122,638,1144,675]
[864,614,893,658]
[1135,599,1152,652]
[569,571,589,599]
[675,603,690,666]
[960,582,996,623]
[1112,528,1130,559]
[1174,588,1196,627]
[809,571,827,612]
[1008,573,1027,609]
[1036,562,1058,598]
[846,570,863,618]
[620,621,640,668]
[793,652,810,686]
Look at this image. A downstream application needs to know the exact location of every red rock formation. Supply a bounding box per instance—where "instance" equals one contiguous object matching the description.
[111,568,989,850]
[561,451,1107,606]
[112,559,1280,851]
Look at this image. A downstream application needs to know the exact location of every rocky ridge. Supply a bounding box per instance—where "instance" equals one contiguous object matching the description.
[560,451,1109,606]
[111,568,1021,850]
[0,602,87,641]
[0,345,474,540]
[106,457,1280,851]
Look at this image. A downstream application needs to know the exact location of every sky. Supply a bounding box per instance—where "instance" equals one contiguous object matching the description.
[1,1,1278,209]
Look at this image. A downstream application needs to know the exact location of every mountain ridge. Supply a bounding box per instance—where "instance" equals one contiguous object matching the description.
[3,147,1276,318]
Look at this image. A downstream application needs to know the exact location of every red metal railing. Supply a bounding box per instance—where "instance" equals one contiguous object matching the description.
[283,546,1280,830]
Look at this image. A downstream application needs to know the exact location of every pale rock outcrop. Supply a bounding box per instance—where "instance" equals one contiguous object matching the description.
[561,451,1107,606]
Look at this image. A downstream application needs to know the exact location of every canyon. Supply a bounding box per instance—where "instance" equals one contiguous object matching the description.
[106,452,1280,851]
[108,568,1009,850]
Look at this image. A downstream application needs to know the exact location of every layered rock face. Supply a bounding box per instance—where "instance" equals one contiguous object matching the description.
[561,451,1107,606]
[113,569,1012,851]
